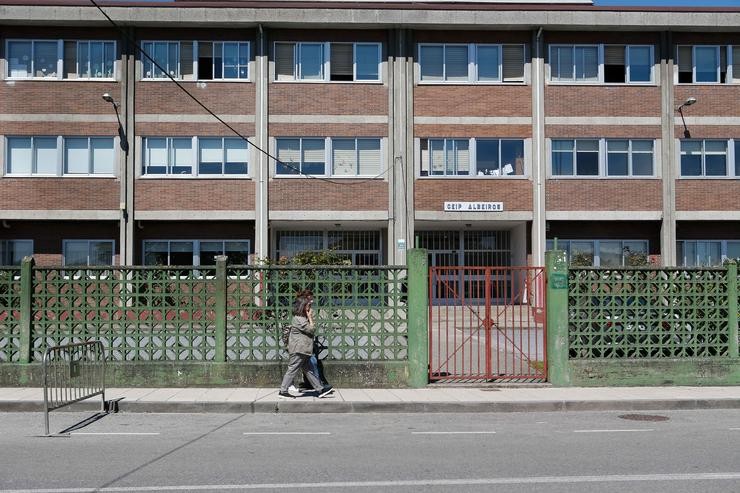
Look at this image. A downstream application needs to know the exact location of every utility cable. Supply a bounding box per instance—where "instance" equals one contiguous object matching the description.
[89,0,394,185]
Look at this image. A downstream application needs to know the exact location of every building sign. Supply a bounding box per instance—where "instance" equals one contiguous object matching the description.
[444,202,504,212]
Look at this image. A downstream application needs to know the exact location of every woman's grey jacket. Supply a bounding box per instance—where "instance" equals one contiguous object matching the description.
[287,315,315,355]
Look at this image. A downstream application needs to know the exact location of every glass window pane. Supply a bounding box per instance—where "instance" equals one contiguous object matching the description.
[34,41,58,78]
[34,137,58,174]
[356,44,380,81]
[199,138,223,174]
[65,241,89,266]
[607,152,628,176]
[65,138,89,174]
[429,139,445,175]
[301,139,325,174]
[631,152,653,176]
[477,45,500,81]
[628,46,651,82]
[681,154,701,176]
[683,241,697,267]
[570,241,595,266]
[705,140,726,153]
[705,154,727,176]
[554,46,574,80]
[299,43,323,80]
[445,45,469,81]
[552,151,573,176]
[223,42,238,79]
[276,138,300,175]
[90,241,113,265]
[357,138,381,176]
[607,139,629,152]
[144,241,169,265]
[576,141,599,175]
[599,241,623,267]
[9,240,33,265]
[7,137,33,174]
[695,46,719,83]
[476,140,499,175]
[576,46,598,80]
[632,140,653,152]
[697,241,721,266]
[145,138,167,174]
[8,41,32,77]
[152,42,167,77]
[332,138,356,176]
[224,241,250,264]
[91,138,115,174]
[224,139,248,174]
[213,42,223,79]
[727,241,740,260]
[552,140,574,152]
[104,42,115,78]
[90,42,104,78]
[77,41,90,78]
[735,141,740,177]
[170,241,194,265]
[501,140,524,175]
[199,241,223,266]
[171,138,193,175]
[420,45,443,81]
[167,42,179,78]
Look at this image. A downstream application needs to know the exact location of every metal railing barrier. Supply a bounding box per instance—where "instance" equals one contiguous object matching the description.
[42,340,106,436]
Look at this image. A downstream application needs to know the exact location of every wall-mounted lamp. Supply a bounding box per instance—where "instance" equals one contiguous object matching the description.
[102,93,128,153]
[676,96,697,138]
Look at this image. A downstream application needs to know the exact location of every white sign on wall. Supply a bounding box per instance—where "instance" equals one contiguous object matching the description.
[443,202,504,212]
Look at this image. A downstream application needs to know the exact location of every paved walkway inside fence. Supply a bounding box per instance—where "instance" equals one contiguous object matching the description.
[1,386,739,413]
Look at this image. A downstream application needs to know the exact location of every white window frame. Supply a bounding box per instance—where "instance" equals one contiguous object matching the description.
[274,137,384,178]
[141,41,181,80]
[273,41,381,83]
[676,45,740,84]
[546,239,649,267]
[4,136,114,177]
[0,239,33,266]
[63,136,117,176]
[417,43,525,84]
[194,41,250,81]
[273,230,382,265]
[678,139,737,178]
[141,136,250,178]
[418,137,527,178]
[142,239,251,266]
[62,239,115,266]
[550,138,657,178]
[676,240,740,266]
[5,39,117,80]
[549,44,655,85]
[605,139,656,177]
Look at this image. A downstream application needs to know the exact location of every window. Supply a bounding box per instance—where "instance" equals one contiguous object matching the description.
[418,43,524,83]
[275,42,380,82]
[546,239,649,267]
[142,136,248,177]
[64,137,115,175]
[0,240,33,266]
[6,136,116,176]
[275,231,381,265]
[6,39,116,79]
[419,138,524,177]
[606,140,654,176]
[275,137,382,177]
[550,44,654,84]
[677,240,740,266]
[143,240,250,266]
[142,41,249,81]
[198,138,248,175]
[551,138,655,177]
[63,240,114,266]
[680,140,736,177]
[677,45,740,84]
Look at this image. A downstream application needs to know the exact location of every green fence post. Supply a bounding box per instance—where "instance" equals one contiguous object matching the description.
[19,256,34,364]
[727,261,738,358]
[546,250,570,386]
[407,248,428,388]
[214,255,228,363]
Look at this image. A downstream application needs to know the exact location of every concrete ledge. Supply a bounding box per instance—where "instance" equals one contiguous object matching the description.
[568,358,740,387]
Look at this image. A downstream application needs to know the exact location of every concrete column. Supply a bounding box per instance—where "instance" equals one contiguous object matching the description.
[214,255,228,362]
[545,250,570,386]
[123,28,136,265]
[660,31,677,266]
[389,29,413,265]
[531,28,547,267]
[255,26,269,260]
[406,248,428,387]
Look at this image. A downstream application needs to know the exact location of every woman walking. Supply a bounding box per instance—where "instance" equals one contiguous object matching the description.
[279,290,334,399]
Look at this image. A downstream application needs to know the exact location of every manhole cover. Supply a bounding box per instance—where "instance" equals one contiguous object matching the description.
[618,414,669,422]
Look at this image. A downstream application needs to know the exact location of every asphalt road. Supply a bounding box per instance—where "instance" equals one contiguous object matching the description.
[0,410,738,492]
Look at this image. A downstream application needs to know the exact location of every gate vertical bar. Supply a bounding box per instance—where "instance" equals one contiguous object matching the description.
[484,268,492,379]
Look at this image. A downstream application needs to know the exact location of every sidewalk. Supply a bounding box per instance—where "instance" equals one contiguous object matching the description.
[2,386,740,413]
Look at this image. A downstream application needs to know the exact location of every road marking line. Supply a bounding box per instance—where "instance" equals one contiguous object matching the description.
[2,472,740,492]
[70,432,160,436]
[411,431,496,435]
[573,429,653,433]
[242,432,331,436]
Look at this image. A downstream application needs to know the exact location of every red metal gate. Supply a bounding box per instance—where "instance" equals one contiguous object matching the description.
[429,266,547,382]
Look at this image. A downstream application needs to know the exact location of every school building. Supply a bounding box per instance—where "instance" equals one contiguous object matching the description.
[0,0,739,269]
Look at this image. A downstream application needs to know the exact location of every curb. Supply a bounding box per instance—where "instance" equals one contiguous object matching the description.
[2,398,740,414]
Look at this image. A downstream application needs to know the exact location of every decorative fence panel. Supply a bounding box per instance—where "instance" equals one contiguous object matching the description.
[0,268,21,362]
[226,266,407,362]
[568,268,732,359]
[0,263,407,364]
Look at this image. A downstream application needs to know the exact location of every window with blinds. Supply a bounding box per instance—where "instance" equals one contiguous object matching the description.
[275,42,380,81]
[141,40,248,81]
[420,138,525,177]
[277,137,381,176]
[419,43,525,83]
[677,45,738,84]
[551,44,653,84]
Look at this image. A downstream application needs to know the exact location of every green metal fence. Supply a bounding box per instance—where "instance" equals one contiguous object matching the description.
[0,260,407,364]
[568,267,737,359]
[0,268,21,362]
